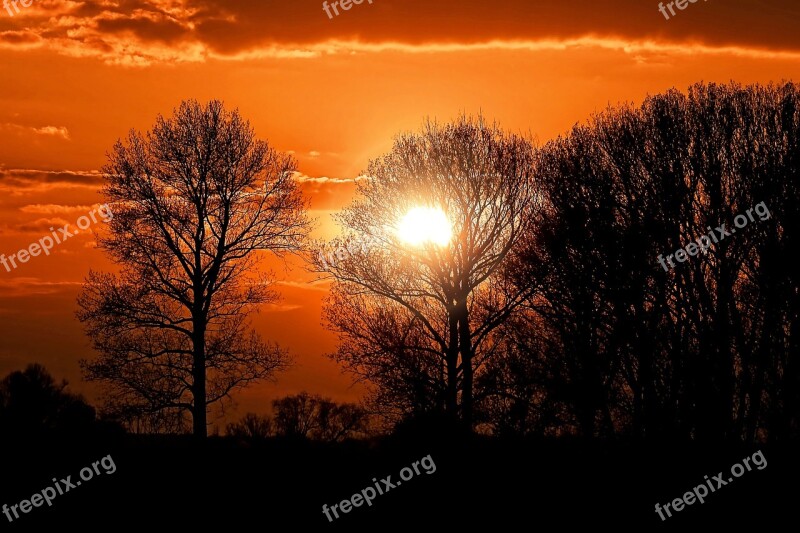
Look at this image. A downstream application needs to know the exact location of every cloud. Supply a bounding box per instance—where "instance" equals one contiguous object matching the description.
[0,0,797,65]
[19,204,94,215]
[0,278,82,298]
[292,171,356,184]
[262,303,303,312]
[276,280,331,292]
[9,217,70,234]
[1,123,71,140]
[31,126,70,139]
[0,30,42,46]
[290,172,363,210]
[0,169,103,194]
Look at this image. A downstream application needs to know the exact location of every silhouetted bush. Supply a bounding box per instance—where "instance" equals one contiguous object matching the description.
[0,364,96,439]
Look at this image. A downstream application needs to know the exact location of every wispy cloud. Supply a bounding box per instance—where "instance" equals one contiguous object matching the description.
[1,123,71,140]
[0,278,82,297]
[31,126,70,139]
[20,204,94,215]
[292,171,356,184]
[0,169,102,194]
[277,280,332,292]
[4,217,70,234]
[263,303,303,312]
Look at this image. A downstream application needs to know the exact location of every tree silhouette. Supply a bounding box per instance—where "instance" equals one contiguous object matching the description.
[77,100,309,438]
[318,115,538,427]
[97,397,189,435]
[0,364,95,438]
[226,412,273,443]
[271,392,369,441]
[503,82,799,442]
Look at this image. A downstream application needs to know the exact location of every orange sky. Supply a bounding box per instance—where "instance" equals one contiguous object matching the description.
[1,0,799,432]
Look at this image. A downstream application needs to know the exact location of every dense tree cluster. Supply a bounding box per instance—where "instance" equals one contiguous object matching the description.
[227,393,369,443]
[325,82,800,442]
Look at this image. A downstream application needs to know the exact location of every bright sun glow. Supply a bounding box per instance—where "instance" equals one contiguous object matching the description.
[397,207,452,246]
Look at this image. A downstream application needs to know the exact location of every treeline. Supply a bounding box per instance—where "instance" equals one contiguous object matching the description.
[227,393,369,444]
[482,82,800,442]
[0,365,367,442]
[325,82,800,443]
[0,364,102,439]
[60,82,799,443]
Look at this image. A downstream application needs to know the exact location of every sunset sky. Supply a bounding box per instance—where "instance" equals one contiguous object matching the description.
[1,0,799,431]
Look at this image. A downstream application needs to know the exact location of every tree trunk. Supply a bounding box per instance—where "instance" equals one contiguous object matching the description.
[446,308,459,419]
[192,319,207,438]
[457,299,473,429]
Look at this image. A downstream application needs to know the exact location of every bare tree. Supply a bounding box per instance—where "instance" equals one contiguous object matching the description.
[505,82,799,442]
[272,392,321,438]
[317,115,539,427]
[227,412,273,443]
[78,100,309,438]
[316,401,370,442]
[272,392,369,441]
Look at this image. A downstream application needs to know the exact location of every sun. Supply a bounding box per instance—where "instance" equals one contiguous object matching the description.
[397,206,452,246]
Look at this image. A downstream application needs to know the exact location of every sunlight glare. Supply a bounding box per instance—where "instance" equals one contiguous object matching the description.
[397,207,452,246]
